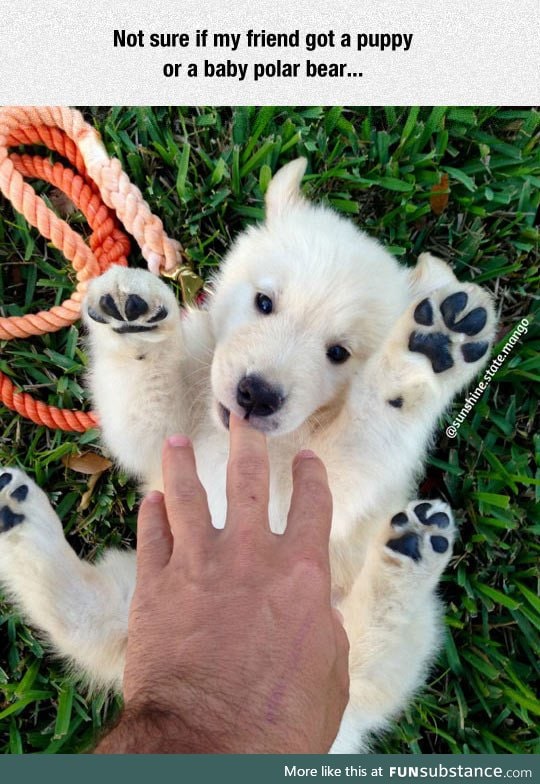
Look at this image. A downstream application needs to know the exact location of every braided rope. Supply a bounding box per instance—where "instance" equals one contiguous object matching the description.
[0,151,131,339]
[0,107,182,274]
[0,374,98,432]
[0,106,183,431]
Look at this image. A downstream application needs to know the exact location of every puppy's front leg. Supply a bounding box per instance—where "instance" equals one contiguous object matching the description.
[373,253,497,420]
[342,257,496,507]
[83,266,190,487]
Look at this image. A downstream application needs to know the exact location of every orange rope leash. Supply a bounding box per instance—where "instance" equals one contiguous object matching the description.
[0,106,183,432]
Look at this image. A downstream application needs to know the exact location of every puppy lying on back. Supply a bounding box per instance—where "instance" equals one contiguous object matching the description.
[0,159,495,752]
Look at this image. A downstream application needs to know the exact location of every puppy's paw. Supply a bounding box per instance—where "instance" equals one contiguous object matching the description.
[408,284,495,376]
[384,499,455,579]
[0,468,62,544]
[0,470,28,532]
[83,266,179,341]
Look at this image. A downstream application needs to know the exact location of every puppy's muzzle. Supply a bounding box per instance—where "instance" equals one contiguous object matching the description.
[236,375,284,418]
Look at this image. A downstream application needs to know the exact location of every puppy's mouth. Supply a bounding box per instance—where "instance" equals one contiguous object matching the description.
[218,403,231,429]
[217,402,279,434]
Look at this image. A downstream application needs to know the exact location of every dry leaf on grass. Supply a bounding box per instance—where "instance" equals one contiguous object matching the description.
[62,451,112,475]
[49,188,77,217]
[430,173,450,215]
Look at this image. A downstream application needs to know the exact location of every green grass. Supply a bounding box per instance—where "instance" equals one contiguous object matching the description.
[0,106,538,754]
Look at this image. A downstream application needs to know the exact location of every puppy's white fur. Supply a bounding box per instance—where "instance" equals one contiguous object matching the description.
[0,159,496,752]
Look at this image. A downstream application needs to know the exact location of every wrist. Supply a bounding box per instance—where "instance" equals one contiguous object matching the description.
[94,701,220,754]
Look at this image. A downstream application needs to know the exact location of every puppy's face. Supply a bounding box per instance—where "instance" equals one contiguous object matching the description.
[209,159,403,435]
[211,280,357,435]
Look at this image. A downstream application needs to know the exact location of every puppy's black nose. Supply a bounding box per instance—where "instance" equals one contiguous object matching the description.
[236,375,283,417]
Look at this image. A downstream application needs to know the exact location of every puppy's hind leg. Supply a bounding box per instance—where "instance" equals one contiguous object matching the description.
[331,501,455,753]
[0,468,133,691]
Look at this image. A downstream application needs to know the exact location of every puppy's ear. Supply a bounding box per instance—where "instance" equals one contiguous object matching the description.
[265,158,307,221]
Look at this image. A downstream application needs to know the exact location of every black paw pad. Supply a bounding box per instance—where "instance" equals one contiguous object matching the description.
[113,323,158,334]
[441,292,487,336]
[409,331,453,373]
[427,512,450,529]
[86,306,108,324]
[451,307,487,336]
[147,305,168,323]
[391,512,409,527]
[99,294,123,321]
[413,502,432,524]
[125,294,149,321]
[10,484,28,502]
[414,299,434,326]
[461,341,489,363]
[440,292,468,324]
[430,535,449,554]
[0,472,13,491]
[386,532,421,562]
[414,503,450,529]
[0,505,25,532]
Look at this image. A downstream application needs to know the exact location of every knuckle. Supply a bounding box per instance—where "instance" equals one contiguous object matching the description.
[301,478,332,509]
[232,496,268,528]
[170,479,206,507]
[229,453,267,485]
[293,479,332,522]
[232,524,264,554]
[293,548,329,580]
[227,530,265,581]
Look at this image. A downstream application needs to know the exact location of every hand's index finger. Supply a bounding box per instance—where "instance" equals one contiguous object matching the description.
[136,490,172,573]
[162,434,212,553]
[226,413,270,529]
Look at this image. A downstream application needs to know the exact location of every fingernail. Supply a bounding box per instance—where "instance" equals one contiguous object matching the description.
[332,608,345,625]
[167,434,191,448]
[145,490,163,503]
[296,449,317,460]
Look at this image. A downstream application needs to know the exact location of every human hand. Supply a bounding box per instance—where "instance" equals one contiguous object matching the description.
[96,414,349,753]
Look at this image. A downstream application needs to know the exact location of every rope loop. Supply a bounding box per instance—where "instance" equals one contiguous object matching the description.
[0,106,183,431]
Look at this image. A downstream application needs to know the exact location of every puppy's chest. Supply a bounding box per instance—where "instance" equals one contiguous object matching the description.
[196,444,294,534]
[193,431,366,552]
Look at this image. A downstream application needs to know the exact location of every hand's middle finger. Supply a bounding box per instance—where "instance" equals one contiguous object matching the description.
[226,413,270,530]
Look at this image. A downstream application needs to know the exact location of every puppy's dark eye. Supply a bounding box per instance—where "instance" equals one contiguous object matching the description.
[326,345,350,364]
[255,293,273,315]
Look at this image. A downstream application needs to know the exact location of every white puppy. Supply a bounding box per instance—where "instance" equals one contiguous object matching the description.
[0,159,496,752]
